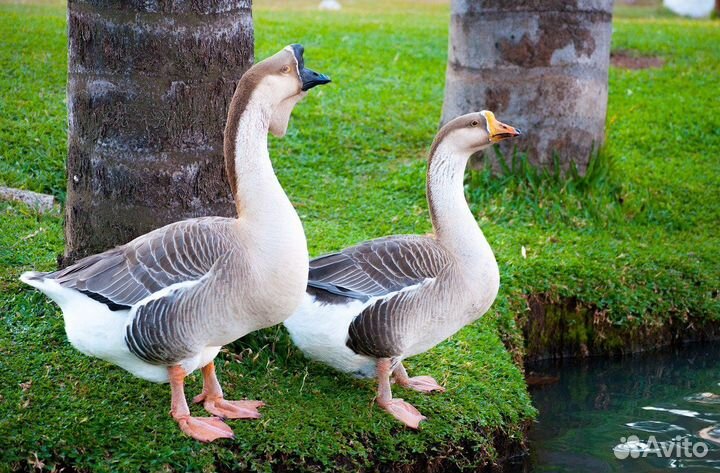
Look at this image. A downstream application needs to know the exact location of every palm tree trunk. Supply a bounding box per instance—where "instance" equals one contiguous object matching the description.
[441,0,613,174]
[63,0,253,266]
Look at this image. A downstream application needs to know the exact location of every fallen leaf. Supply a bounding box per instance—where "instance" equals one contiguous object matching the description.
[21,228,45,240]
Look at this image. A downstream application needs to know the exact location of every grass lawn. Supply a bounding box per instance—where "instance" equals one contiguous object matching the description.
[1,0,718,471]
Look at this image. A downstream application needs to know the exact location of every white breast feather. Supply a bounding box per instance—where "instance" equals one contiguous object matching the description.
[284,281,430,377]
[284,293,377,377]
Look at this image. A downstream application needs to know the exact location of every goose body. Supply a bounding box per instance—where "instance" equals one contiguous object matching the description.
[22,215,306,383]
[286,234,498,377]
[20,45,330,441]
[284,111,520,428]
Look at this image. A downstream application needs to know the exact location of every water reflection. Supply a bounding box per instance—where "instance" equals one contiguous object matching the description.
[625,421,685,433]
[528,343,720,472]
[686,393,720,405]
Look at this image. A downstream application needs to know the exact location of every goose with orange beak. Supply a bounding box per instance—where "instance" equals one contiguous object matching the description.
[284,111,520,428]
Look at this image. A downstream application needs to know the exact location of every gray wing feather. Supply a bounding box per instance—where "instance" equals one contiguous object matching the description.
[308,235,450,300]
[346,289,417,358]
[308,235,452,358]
[46,217,234,310]
[125,249,240,364]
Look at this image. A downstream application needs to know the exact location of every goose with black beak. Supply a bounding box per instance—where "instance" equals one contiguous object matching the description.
[21,45,330,442]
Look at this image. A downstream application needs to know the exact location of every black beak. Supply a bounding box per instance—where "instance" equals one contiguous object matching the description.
[300,68,331,91]
[291,43,331,91]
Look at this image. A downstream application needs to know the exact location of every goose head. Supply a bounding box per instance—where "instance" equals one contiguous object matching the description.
[435,111,521,157]
[247,44,331,137]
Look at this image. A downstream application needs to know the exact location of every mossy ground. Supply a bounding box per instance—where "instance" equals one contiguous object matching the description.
[1,1,718,471]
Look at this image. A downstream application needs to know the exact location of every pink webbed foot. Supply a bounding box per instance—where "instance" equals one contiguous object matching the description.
[175,415,234,443]
[193,393,264,419]
[398,375,446,393]
[379,398,427,429]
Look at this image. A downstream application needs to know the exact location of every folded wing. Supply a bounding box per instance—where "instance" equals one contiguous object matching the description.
[308,235,452,358]
[46,217,235,310]
[308,235,450,301]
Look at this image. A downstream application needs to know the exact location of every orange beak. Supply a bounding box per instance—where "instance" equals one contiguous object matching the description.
[484,111,522,143]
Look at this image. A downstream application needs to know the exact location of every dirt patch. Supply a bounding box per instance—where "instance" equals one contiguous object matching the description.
[522,294,720,362]
[611,50,665,69]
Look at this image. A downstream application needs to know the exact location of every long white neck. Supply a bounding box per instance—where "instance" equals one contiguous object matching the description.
[232,97,293,223]
[427,142,493,263]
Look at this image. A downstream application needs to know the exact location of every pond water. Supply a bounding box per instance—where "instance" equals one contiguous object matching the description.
[527,343,720,472]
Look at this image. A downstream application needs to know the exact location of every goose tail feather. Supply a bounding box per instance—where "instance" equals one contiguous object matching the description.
[20,271,50,288]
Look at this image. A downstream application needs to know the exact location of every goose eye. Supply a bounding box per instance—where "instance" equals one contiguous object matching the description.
[281,65,291,74]
[471,120,479,127]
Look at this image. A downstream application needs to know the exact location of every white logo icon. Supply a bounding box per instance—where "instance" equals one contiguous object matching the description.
[614,434,709,459]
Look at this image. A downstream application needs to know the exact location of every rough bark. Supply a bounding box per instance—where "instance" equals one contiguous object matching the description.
[63,0,253,266]
[441,0,613,174]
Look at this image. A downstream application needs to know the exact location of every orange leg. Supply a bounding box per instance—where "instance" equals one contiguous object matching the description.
[168,365,234,442]
[376,358,426,429]
[192,361,264,419]
[393,362,445,393]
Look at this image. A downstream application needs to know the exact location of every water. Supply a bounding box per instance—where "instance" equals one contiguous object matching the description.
[527,343,720,472]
